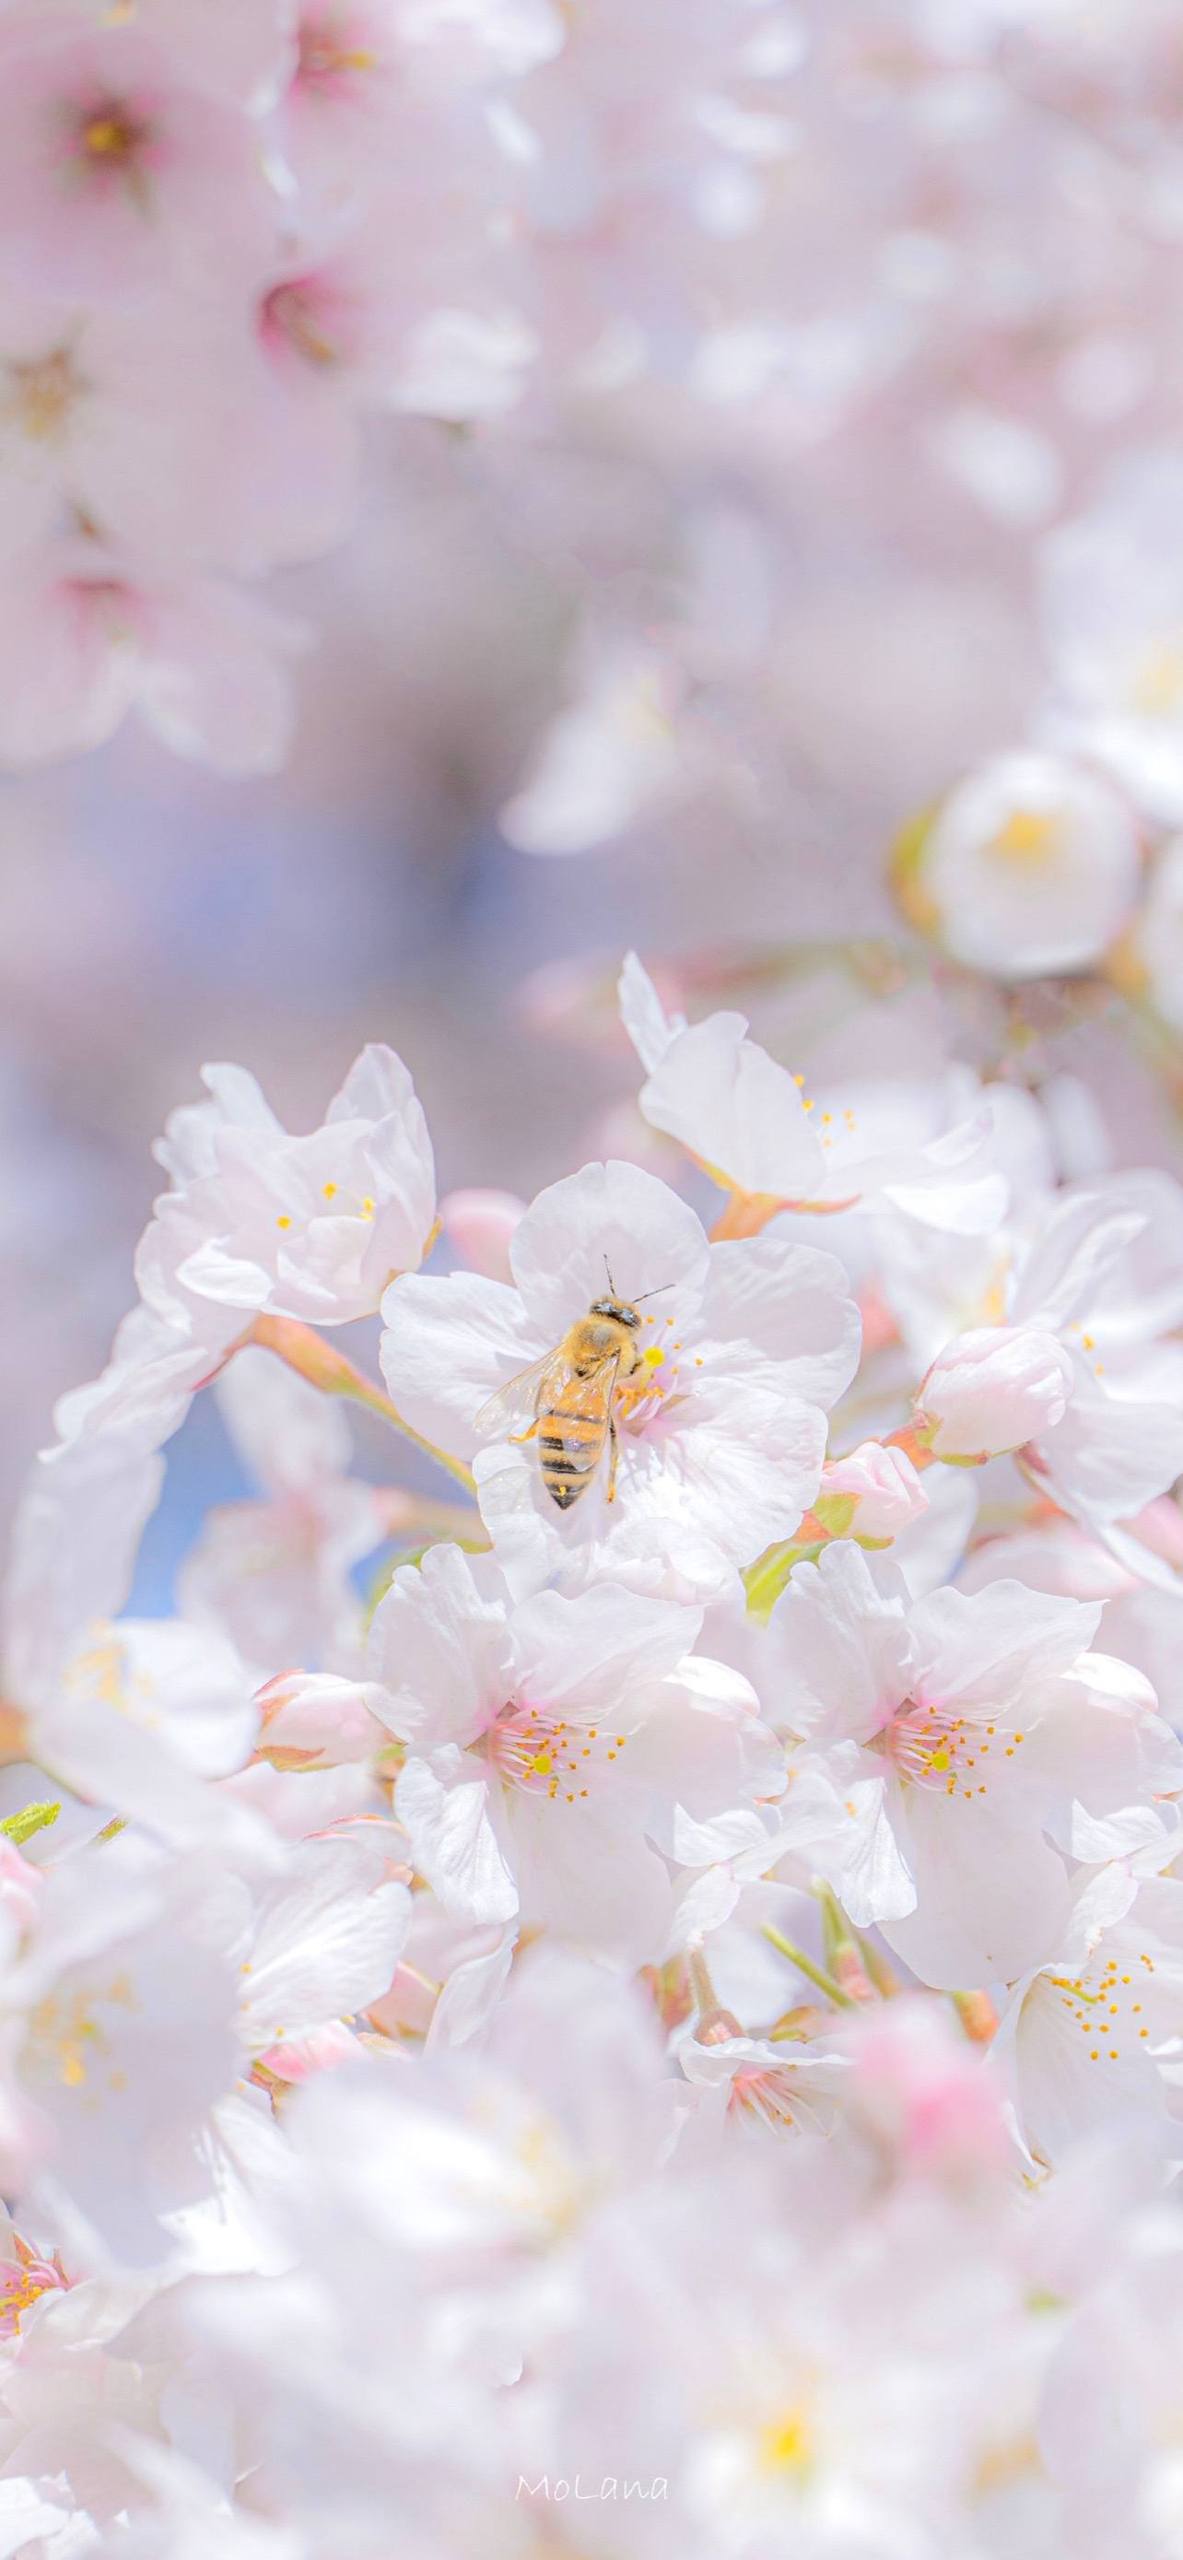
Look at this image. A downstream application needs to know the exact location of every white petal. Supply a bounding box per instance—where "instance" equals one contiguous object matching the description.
[380,1267,542,1459]
[704,1236,861,1406]
[396,1749,519,1925]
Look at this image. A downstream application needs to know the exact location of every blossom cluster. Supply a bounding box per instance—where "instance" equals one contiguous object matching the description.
[3,948,1183,2555]
[11,0,1183,881]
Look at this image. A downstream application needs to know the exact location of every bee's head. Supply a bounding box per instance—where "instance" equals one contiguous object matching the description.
[589,1296,639,1329]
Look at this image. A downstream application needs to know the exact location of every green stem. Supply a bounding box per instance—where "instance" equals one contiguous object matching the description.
[763,1924,854,2009]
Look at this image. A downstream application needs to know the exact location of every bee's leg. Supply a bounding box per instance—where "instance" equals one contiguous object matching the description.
[510,1419,543,1445]
[606,1410,619,1503]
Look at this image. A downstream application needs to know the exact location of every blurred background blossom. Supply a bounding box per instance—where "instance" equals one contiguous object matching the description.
[5,0,1183,1558]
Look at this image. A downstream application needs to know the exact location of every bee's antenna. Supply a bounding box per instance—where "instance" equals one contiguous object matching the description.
[633,1282,673,1303]
[604,1252,618,1296]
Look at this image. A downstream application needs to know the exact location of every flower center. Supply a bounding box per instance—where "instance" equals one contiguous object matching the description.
[73,97,152,175]
[729,2065,816,2134]
[1047,1945,1159,2064]
[297,18,379,85]
[0,2234,70,2337]
[26,1975,138,2091]
[757,2403,815,2480]
[988,810,1061,869]
[7,347,83,442]
[877,1699,1024,1800]
[275,1182,375,1234]
[613,1314,698,1432]
[486,1703,629,1804]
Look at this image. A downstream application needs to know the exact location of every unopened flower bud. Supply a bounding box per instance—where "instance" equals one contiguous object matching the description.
[254,1671,388,1770]
[819,1442,929,1544]
[439,1188,526,1283]
[917,1326,1073,1462]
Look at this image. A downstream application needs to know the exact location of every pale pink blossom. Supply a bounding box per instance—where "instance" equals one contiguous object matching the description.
[0,18,280,303]
[619,951,1007,1231]
[767,1541,1183,1988]
[367,1541,783,1956]
[381,1155,859,1599]
[917,1324,1075,1462]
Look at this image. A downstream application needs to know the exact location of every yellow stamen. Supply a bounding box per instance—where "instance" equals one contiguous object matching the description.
[990,809,1060,867]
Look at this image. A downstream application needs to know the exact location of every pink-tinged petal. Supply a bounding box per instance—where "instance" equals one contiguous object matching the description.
[1014,1973,1173,2169]
[380,1267,543,1459]
[256,2021,360,2083]
[637,1010,825,1199]
[1035,1365,1183,1523]
[823,1769,918,1932]
[618,949,683,1076]
[0,543,138,764]
[425,1928,518,2050]
[507,1158,710,1337]
[907,1579,1101,1709]
[884,1787,1073,1991]
[240,1839,410,2045]
[1013,1172,1183,1338]
[439,1188,527,1283]
[1029,1659,1183,1864]
[368,1545,515,1750]
[505,1787,672,1956]
[395,1748,519,1926]
[919,1326,1073,1461]
[254,1672,388,1770]
[0,29,280,304]
[704,1237,861,1407]
[625,1688,785,1867]
[770,1542,916,1747]
[508,1583,703,1723]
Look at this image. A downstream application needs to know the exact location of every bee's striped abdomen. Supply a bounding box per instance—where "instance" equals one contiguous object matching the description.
[537,1405,607,1510]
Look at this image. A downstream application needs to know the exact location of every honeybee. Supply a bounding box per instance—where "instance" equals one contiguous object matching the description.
[475,1265,667,1510]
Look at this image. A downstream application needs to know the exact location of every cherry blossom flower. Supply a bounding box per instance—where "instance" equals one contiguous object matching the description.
[0,1843,243,2263]
[153,1043,436,1328]
[1005,1170,1183,1527]
[5,896,1183,2549]
[767,1541,1183,1987]
[904,751,1144,981]
[915,1325,1075,1463]
[1000,1865,1183,2168]
[0,534,302,772]
[381,1155,859,1597]
[619,951,1007,1232]
[366,1541,783,1955]
[0,17,280,303]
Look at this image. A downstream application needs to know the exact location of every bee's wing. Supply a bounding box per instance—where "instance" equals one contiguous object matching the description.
[474,1349,565,1441]
[549,1350,620,1424]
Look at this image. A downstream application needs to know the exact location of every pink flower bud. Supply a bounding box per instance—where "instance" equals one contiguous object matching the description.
[844,2000,1011,2184]
[254,1671,387,1769]
[819,1442,929,1543]
[438,1188,526,1283]
[917,1326,1073,1461]
[255,2022,360,2085]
